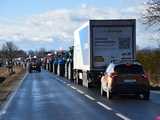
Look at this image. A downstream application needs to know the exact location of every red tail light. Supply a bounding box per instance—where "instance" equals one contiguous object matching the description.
[110,72,118,79]
[142,74,148,80]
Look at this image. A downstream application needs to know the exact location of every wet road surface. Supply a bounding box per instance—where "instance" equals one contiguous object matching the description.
[0,70,160,120]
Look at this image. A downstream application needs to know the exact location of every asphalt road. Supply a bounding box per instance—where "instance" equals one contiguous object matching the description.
[0,70,160,120]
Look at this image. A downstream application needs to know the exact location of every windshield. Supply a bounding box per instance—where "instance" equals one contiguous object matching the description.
[114,64,144,74]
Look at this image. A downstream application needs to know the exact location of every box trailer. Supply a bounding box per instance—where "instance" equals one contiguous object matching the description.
[73,19,136,87]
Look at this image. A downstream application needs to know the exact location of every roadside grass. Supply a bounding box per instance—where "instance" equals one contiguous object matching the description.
[0,66,26,105]
[0,67,9,80]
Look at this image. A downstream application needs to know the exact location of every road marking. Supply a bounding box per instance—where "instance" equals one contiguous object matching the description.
[76,89,84,94]
[0,73,28,116]
[115,113,131,120]
[53,74,131,120]
[84,94,95,101]
[70,86,77,90]
[63,81,66,84]
[151,90,160,94]
[97,102,112,111]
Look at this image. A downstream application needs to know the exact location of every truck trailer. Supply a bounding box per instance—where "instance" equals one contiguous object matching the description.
[73,19,136,87]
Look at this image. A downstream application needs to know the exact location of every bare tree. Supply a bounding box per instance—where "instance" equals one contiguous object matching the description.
[36,48,46,58]
[142,0,160,47]
[16,50,27,58]
[1,42,18,74]
[28,50,35,57]
[143,0,160,27]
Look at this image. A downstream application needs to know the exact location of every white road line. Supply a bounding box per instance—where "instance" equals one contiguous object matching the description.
[115,113,131,120]
[70,86,77,90]
[76,89,84,94]
[97,102,112,111]
[84,94,95,101]
[151,90,160,94]
[63,81,66,84]
[67,84,71,86]
[0,73,28,115]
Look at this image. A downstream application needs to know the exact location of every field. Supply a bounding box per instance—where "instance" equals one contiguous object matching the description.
[0,67,9,79]
[0,66,26,105]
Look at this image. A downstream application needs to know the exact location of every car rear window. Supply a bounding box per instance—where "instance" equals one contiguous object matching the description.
[114,64,144,74]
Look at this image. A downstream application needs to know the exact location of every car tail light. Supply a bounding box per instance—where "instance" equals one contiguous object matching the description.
[110,72,118,79]
[125,64,132,67]
[142,74,148,80]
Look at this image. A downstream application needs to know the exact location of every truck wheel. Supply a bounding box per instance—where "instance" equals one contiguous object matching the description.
[73,71,76,83]
[75,71,82,85]
[76,72,79,84]
[82,72,90,87]
[107,89,112,100]
[39,69,41,72]
[101,85,106,96]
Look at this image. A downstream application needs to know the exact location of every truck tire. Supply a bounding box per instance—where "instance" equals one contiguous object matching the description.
[38,68,41,72]
[57,64,65,77]
[82,71,90,88]
[75,71,82,85]
[73,70,77,83]
[75,71,79,84]
[28,64,32,73]
[61,64,65,77]
[29,69,32,73]
[49,63,53,72]
[53,64,58,74]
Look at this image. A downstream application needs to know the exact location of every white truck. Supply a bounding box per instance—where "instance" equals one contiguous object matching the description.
[73,19,136,87]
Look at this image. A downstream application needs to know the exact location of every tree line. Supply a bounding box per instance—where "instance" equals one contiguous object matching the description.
[0,42,27,74]
[137,48,160,86]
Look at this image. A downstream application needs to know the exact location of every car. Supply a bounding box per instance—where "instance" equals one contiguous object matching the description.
[101,60,150,100]
[28,57,41,73]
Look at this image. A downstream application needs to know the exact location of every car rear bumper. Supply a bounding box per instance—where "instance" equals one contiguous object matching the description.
[30,66,41,70]
[111,83,149,95]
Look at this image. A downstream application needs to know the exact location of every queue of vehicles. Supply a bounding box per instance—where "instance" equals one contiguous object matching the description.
[31,19,150,100]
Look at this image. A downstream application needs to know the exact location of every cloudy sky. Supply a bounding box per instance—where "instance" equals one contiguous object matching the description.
[0,0,159,50]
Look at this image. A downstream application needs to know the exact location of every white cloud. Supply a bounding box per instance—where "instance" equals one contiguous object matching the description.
[0,4,158,50]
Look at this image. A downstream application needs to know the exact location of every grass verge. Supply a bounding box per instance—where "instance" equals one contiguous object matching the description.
[0,66,26,106]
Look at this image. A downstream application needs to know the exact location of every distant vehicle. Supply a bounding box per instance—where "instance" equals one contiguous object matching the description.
[28,57,41,73]
[101,60,150,100]
[73,19,136,87]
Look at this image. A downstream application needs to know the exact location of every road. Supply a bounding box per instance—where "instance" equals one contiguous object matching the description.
[0,70,160,120]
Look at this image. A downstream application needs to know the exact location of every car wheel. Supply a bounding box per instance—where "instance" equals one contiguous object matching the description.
[107,89,112,100]
[101,85,106,96]
[143,91,150,100]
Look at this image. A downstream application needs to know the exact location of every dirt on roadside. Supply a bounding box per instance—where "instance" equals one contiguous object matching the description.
[0,66,26,106]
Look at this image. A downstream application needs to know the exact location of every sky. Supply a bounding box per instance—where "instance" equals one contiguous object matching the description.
[0,0,159,51]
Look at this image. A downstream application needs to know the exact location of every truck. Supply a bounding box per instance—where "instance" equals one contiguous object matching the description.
[73,19,136,87]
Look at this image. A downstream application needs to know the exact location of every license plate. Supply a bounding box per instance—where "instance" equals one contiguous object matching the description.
[124,80,136,83]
